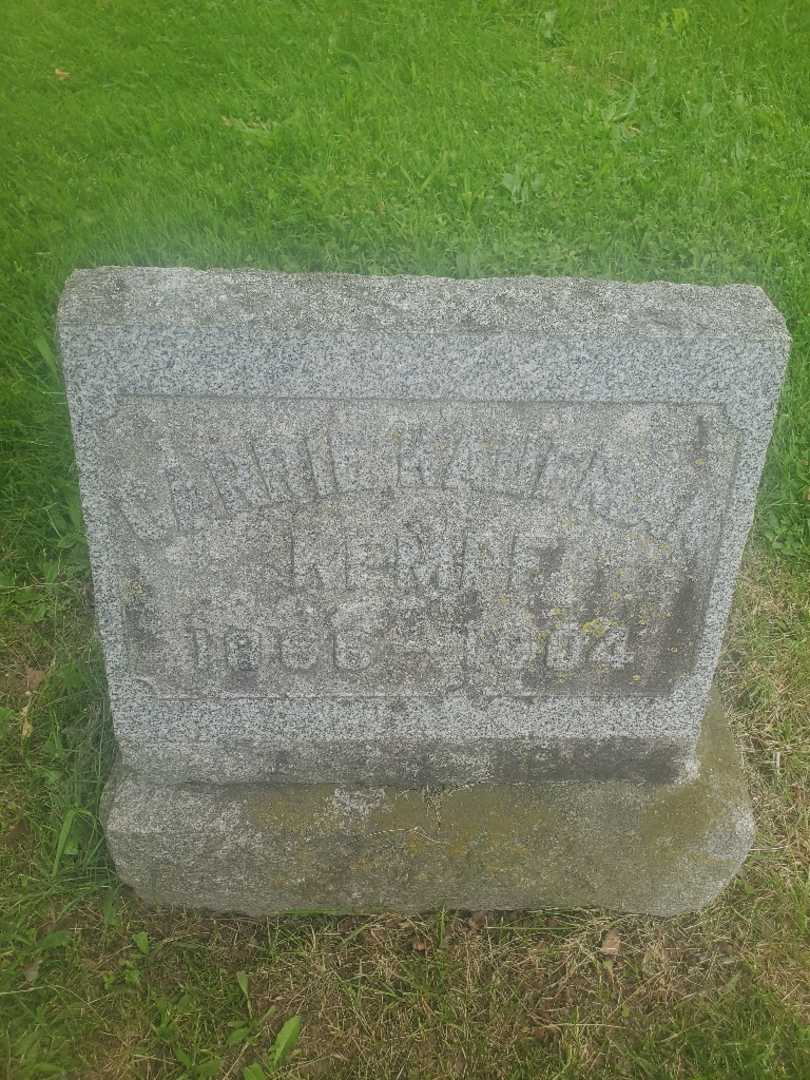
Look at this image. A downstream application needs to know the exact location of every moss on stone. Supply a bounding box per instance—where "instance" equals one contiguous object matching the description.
[225,694,752,915]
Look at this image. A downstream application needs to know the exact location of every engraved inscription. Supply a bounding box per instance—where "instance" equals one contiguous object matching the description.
[106,399,739,699]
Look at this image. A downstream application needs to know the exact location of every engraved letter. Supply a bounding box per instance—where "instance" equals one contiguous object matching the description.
[186,625,212,671]
[399,424,455,488]
[274,597,326,671]
[292,524,347,592]
[546,623,586,672]
[205,443,270,513]
[224,628,260,672]
[331,600,386,673]
[165,462,219,528]
[590,625,632,669]
[397,528,456,591]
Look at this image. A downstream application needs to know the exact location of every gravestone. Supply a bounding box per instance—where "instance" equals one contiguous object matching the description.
[58,268,789,914]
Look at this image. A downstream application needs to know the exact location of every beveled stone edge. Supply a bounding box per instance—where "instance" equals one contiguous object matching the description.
[58,267,789,342]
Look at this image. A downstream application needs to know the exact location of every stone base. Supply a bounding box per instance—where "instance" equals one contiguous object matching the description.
[101,699,753,916]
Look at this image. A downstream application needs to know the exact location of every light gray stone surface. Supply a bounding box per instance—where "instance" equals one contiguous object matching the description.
[58,269,789,787]
[101,695,754,916]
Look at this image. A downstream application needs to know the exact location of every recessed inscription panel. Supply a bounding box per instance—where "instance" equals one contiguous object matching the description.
[105,398,738,700]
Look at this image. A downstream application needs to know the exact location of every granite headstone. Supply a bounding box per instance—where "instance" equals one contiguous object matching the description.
[58,269,789,913]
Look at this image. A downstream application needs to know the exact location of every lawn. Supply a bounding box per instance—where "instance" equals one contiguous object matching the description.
[1,0,810,1076]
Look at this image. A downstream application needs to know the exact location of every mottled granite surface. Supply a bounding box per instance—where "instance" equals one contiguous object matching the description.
[59,269,788,786]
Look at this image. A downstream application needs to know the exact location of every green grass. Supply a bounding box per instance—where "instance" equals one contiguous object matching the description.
[1,0,809,1076]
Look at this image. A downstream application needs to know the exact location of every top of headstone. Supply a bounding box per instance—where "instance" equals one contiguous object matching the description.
[59,266,788,340]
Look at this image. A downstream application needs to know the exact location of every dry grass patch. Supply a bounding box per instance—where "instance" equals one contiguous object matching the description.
[2,552,810,1077]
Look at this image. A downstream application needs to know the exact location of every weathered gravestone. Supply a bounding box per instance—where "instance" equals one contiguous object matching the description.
[58,268,789,914]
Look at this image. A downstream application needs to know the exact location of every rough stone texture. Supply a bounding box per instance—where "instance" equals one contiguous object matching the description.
[58,268,789,787]
[102,695,753,916]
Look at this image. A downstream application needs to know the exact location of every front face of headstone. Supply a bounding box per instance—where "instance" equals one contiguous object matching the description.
[58,270,789,788]
[111,399,736,701]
